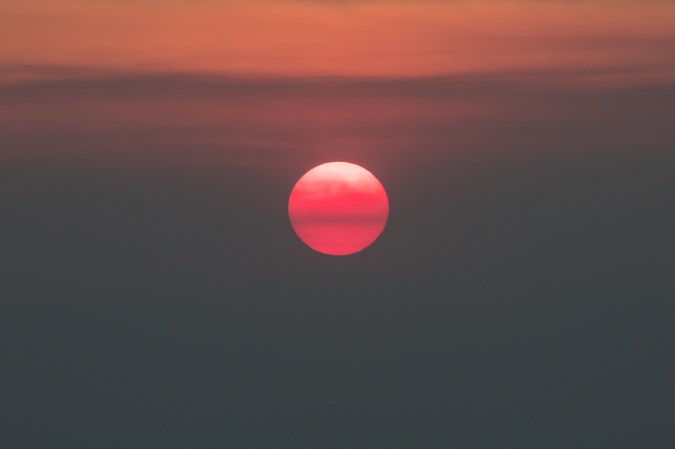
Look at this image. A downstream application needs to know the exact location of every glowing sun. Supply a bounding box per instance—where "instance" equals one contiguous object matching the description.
[288,162,389,256]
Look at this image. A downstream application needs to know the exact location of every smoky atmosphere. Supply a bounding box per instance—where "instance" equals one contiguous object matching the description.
[2,1,675,448]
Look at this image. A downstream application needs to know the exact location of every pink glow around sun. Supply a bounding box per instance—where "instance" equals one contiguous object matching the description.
[288,162,389,256]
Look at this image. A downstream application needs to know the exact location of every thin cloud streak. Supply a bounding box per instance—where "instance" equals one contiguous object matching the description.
[1,65,673,173]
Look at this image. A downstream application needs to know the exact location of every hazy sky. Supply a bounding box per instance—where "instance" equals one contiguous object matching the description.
[2,0,675,76]
[2,1,674,448]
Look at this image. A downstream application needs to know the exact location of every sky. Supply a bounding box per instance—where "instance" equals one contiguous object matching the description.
[2,1,675,448]
[2,0,675,76]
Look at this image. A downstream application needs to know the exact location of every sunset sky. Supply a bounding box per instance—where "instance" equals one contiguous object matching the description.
[2,1,674,448]
[2,0,675,76]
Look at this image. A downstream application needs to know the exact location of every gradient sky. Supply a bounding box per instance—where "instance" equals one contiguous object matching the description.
[2,1,674,448]
[2,0,675,76]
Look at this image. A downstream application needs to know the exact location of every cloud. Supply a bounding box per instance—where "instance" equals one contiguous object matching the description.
[1,65,673,171]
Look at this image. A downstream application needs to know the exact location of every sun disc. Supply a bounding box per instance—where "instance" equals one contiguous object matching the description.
[288,162,389,256]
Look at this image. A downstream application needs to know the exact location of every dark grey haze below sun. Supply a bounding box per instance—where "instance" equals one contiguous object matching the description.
[3,67,673,448]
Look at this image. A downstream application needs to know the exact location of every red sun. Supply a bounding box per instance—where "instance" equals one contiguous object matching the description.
[288,162,389,256]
